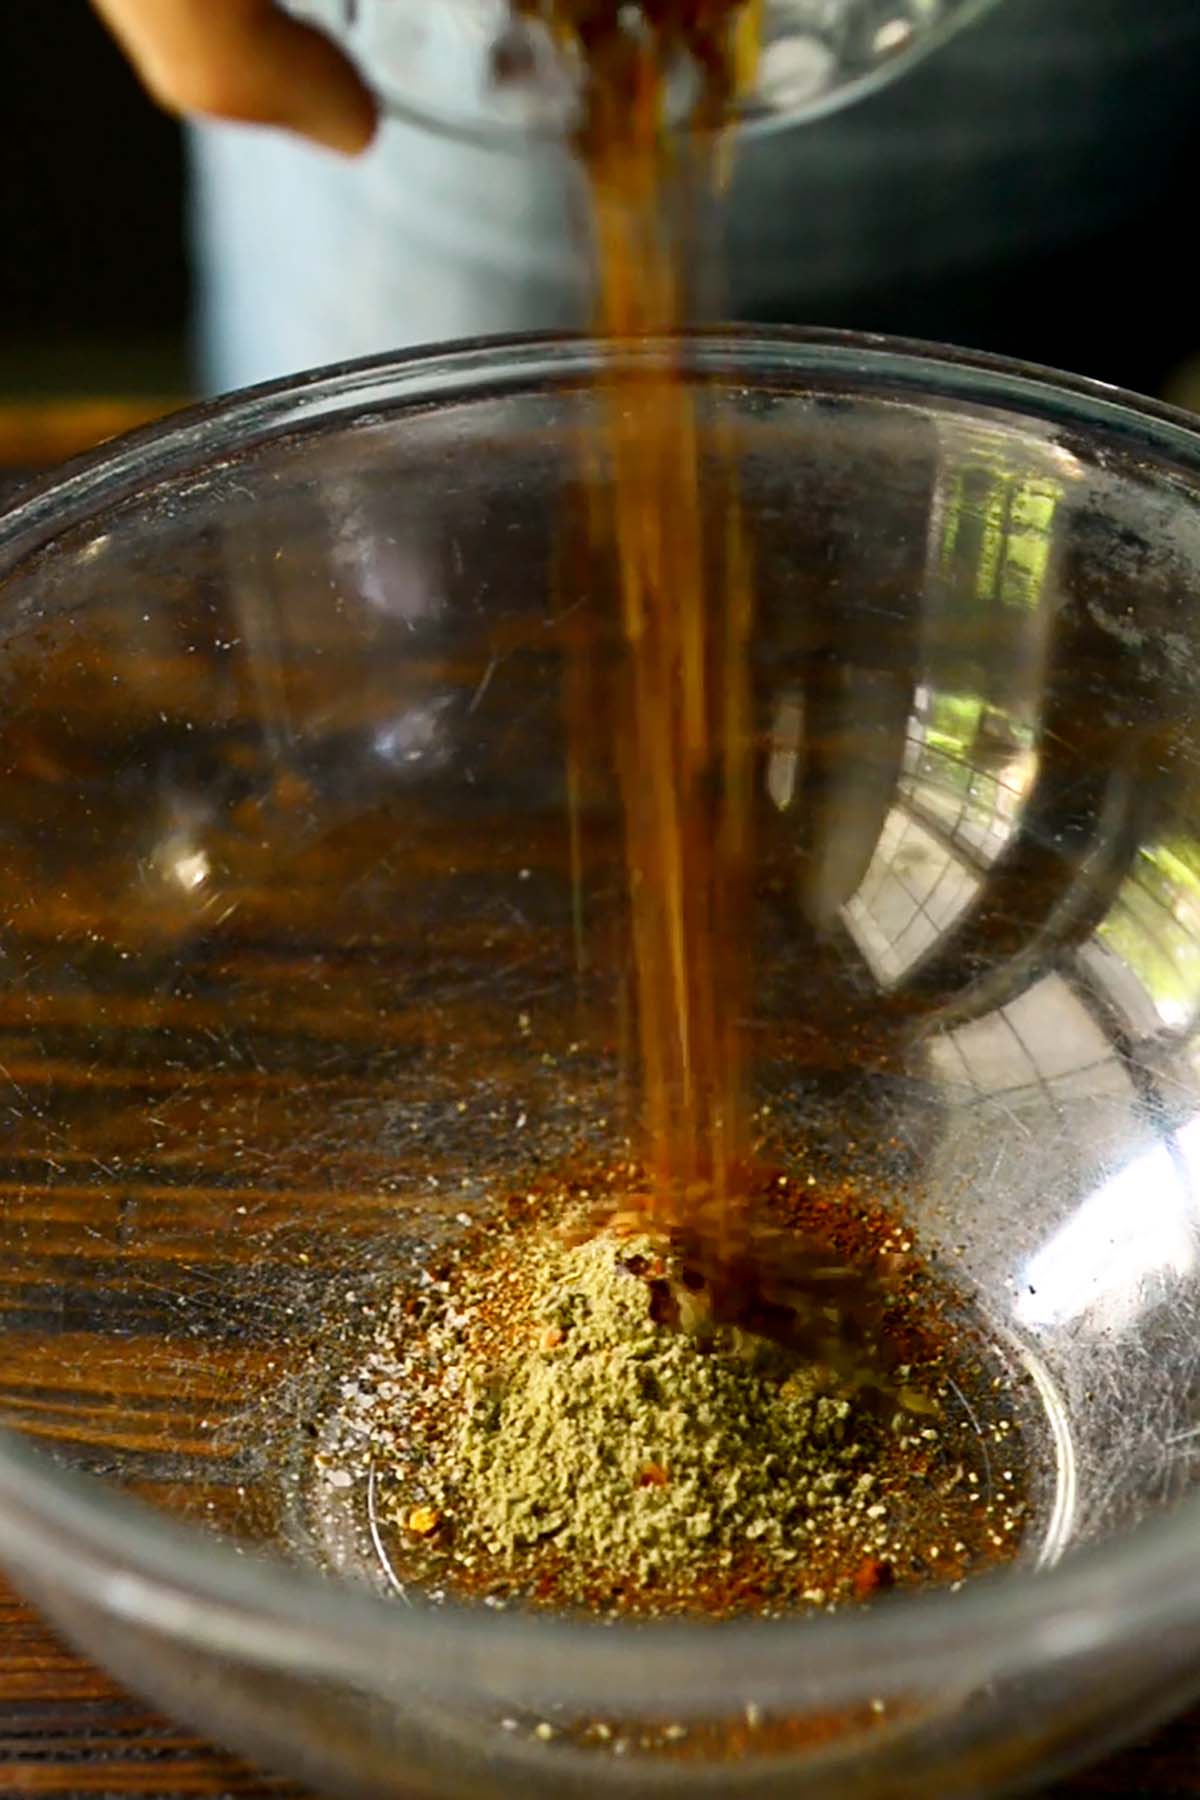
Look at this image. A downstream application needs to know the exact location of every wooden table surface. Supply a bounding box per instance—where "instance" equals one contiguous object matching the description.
[1,400,1199,1797]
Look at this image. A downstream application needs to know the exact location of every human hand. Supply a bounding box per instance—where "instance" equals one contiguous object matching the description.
[91,0,377,155]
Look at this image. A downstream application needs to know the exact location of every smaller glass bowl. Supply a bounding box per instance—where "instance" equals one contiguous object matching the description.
[283,0,999,143]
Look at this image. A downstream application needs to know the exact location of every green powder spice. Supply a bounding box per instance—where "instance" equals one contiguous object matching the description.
[422,1233,884,1581]
[317,1172,1033,1617]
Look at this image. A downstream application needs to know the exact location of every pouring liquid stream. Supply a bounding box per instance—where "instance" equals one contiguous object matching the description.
[542,4,905,1369]
[548,1,761,1265]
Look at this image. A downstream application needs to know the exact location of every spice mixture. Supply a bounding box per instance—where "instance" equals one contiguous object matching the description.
[320,1165,1032,1619]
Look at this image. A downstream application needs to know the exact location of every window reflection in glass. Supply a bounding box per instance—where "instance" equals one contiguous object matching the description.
[1096,842,1200,1034]
[841,692,1039,986]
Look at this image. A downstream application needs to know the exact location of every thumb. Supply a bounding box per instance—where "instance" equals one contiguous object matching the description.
[92,0,378,156]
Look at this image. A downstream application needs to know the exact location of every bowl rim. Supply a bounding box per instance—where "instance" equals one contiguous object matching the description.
[2,324,1200,1712]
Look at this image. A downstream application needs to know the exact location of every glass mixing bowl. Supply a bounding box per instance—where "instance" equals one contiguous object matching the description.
[2,331,1200,1797]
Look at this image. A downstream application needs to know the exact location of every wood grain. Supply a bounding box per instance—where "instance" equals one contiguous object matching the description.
[0,434,303,1797]
[0,1562,1194,1797]
[0,1575,300,1796]
[0,401,184,473]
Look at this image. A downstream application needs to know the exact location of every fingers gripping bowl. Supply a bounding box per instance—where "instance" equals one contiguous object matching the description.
[1,331,1200,1795]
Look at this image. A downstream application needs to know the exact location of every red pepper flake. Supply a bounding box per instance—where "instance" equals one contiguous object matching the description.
[638,1462,669,1488]
[852,1556,894,1598]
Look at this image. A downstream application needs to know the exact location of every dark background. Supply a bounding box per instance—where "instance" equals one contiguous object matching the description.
[0,7,189,397]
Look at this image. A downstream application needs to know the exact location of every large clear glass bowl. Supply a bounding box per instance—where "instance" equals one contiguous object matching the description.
[2,331,1200,1797]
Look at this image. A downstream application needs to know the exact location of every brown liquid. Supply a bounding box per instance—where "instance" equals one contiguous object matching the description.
[526,1,761,1240]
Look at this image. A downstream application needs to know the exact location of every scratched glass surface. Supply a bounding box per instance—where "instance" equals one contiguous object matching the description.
[3,337,1200,1797]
